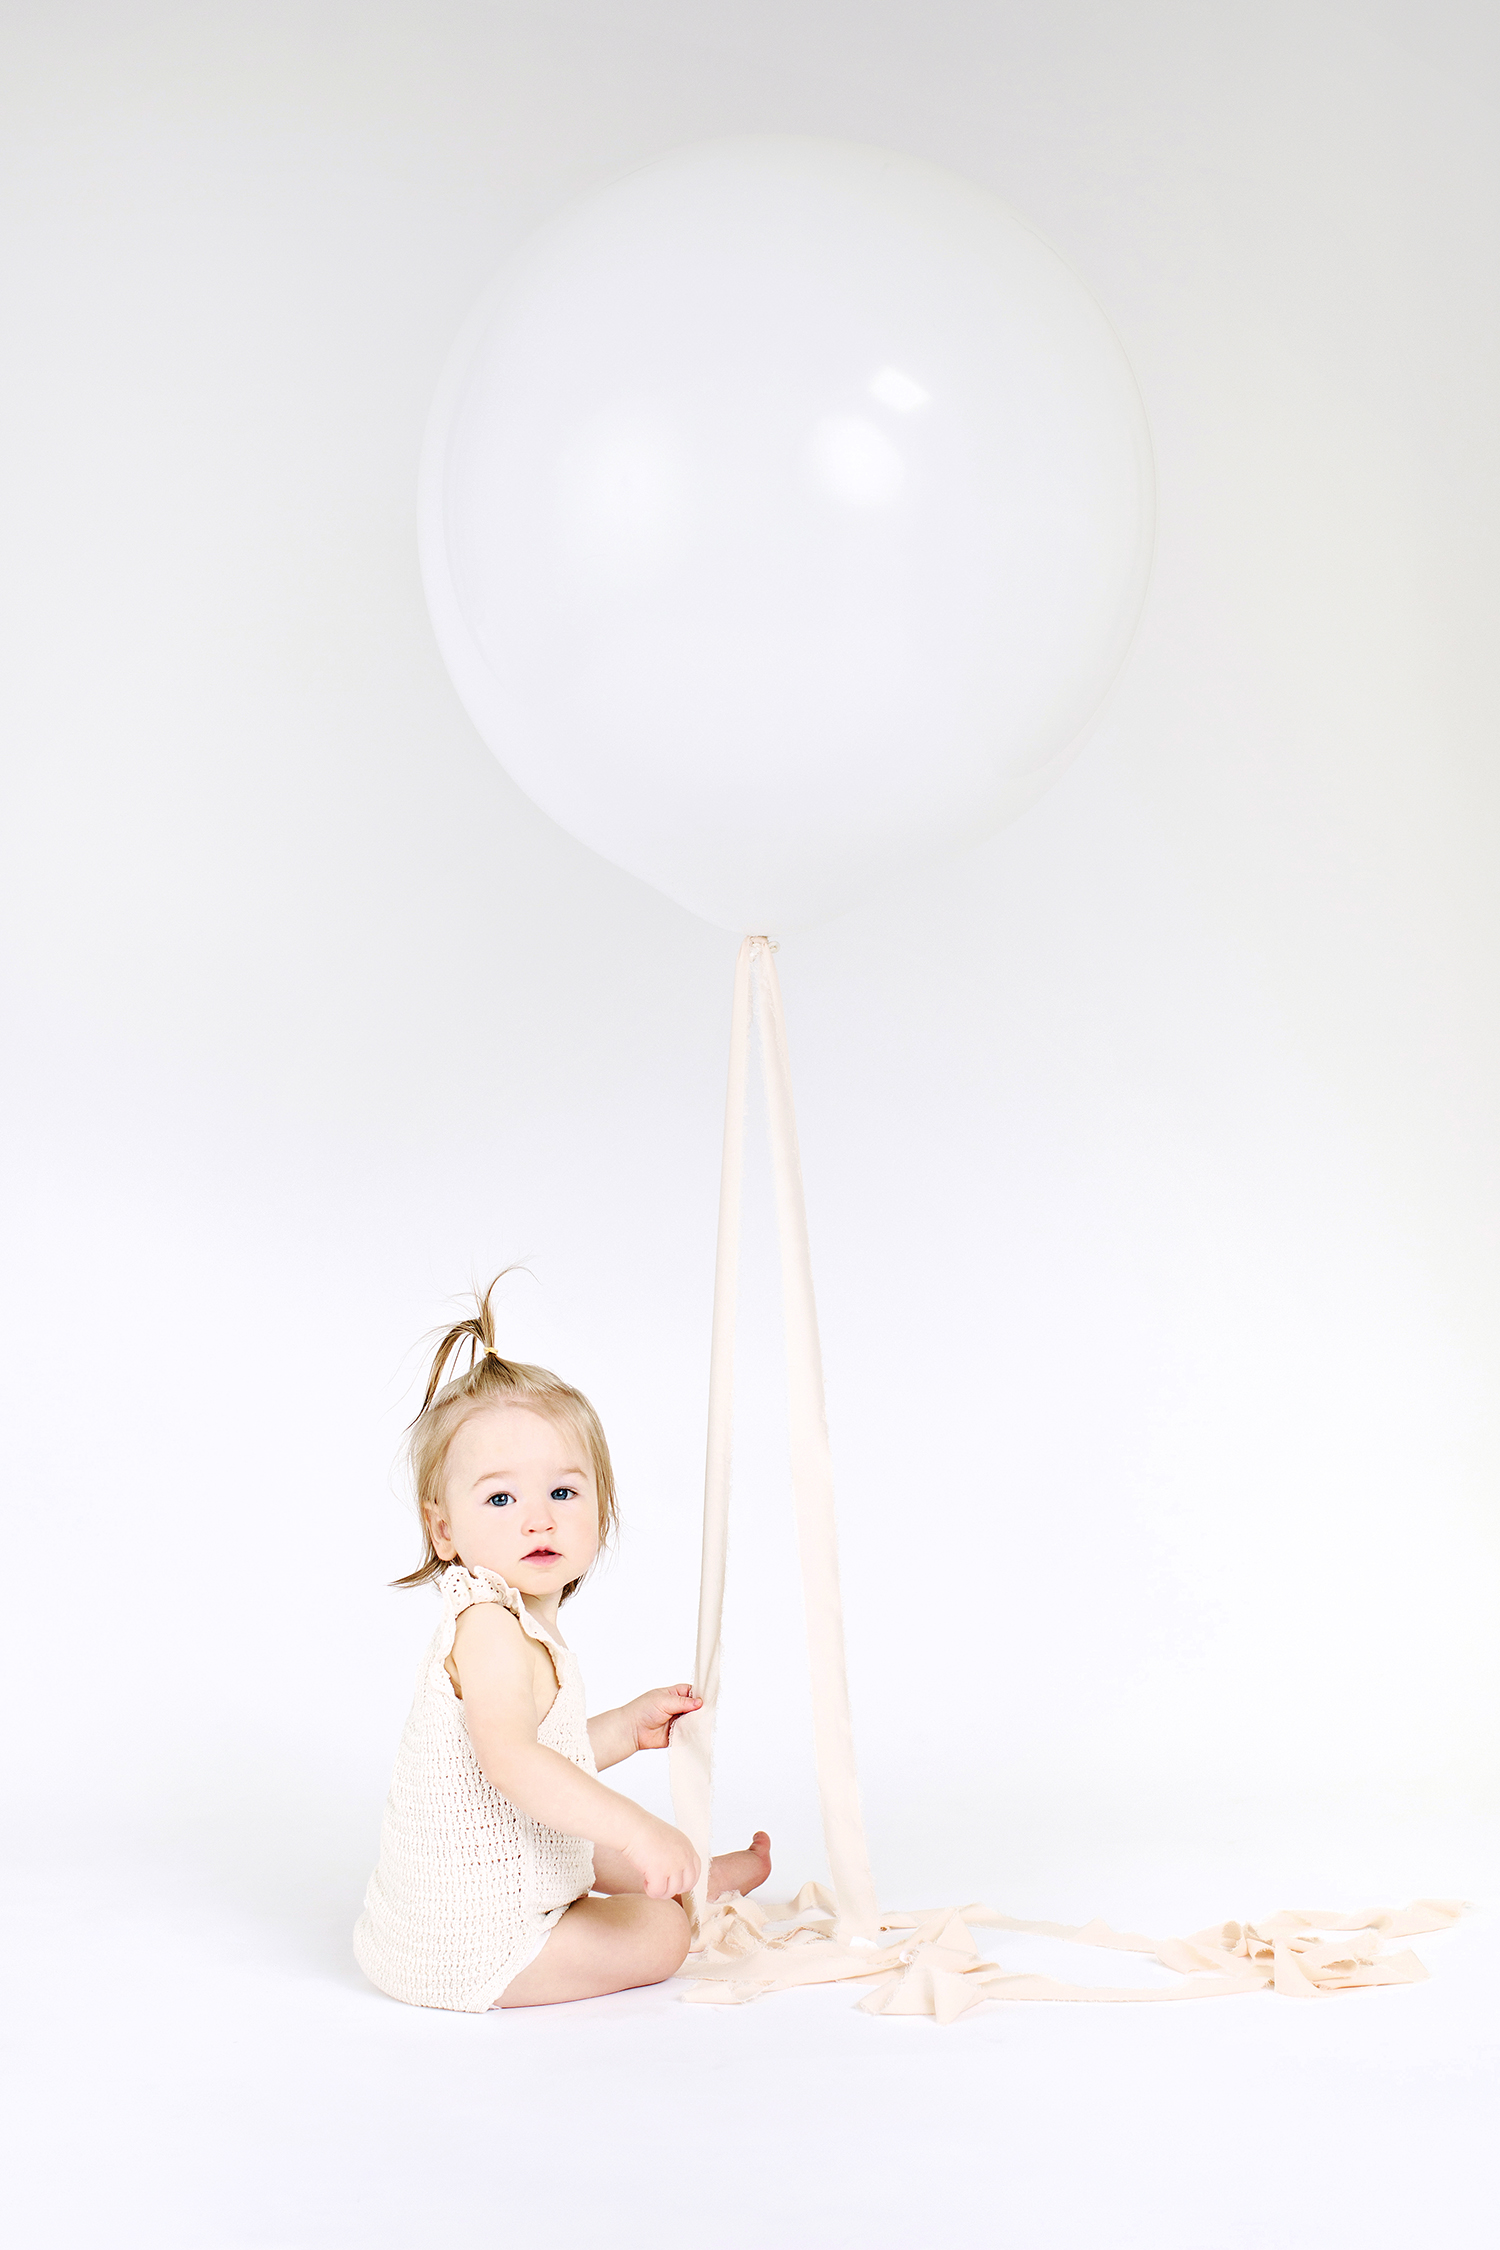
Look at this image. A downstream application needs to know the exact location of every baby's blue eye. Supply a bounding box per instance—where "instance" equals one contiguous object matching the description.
[484,1491,514,1508]
[551,1487,576,1503]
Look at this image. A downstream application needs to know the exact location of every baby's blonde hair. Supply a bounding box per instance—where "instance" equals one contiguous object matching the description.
[395,1276,618,1602]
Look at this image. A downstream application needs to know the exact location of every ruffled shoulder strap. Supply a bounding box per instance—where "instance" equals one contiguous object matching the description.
[437,1562,561,1654]
[438,1560,505,1618]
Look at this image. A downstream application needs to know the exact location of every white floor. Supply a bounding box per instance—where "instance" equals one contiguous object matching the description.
[6,1838,1496,2250]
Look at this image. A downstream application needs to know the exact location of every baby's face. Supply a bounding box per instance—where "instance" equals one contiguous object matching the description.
[431,1402,600,1599]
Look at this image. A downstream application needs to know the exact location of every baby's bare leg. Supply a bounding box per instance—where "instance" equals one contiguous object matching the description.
[591,1832,772,1902]
[497,1894,689,2008]
[705,1831,772,1901]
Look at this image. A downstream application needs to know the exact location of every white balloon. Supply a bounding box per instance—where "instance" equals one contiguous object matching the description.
[421,136,1154,933]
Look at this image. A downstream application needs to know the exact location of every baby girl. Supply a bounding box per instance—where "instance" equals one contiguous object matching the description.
[355,1288,770,2010]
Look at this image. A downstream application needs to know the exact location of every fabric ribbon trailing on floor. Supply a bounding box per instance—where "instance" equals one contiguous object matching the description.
[667,938,1464,2021]
[678,1888,1465,2023]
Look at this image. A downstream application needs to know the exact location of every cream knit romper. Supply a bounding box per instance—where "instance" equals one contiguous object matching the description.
[354,1563,597,2011]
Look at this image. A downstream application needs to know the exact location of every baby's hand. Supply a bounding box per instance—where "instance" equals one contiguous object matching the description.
[625,1814,701,1901]
[626,1683,703,1753]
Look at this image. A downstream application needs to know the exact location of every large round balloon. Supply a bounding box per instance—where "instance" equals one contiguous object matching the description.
[421,136,1154,933]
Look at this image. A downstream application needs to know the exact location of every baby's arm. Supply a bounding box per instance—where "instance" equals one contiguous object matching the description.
[453,1605,698,1899]
[588,1684,703,1769]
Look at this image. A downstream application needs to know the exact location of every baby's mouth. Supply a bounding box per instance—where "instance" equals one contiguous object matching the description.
[523,1546,562,1564]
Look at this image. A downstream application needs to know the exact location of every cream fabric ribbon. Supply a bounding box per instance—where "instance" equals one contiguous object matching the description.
[677,1885,1465,2022]
[667,938,1464,2020]
[668,937,878,1935]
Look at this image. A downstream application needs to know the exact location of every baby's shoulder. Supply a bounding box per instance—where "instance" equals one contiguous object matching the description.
[446,1597,555,1707]
[450,1596,528,1655]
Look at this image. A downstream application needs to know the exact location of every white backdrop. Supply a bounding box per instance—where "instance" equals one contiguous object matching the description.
[2,7,1497,2245]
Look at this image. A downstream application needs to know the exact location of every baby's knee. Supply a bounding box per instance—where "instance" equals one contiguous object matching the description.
[642,1896,691,1980]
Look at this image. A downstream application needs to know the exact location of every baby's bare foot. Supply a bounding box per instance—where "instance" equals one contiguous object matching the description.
[707,1831,772,1901]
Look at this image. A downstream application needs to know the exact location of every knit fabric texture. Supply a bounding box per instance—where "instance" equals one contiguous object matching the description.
[354,1563,597,2012]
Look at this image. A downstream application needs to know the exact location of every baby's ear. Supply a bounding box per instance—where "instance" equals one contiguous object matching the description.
[427,1503,458,1560]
